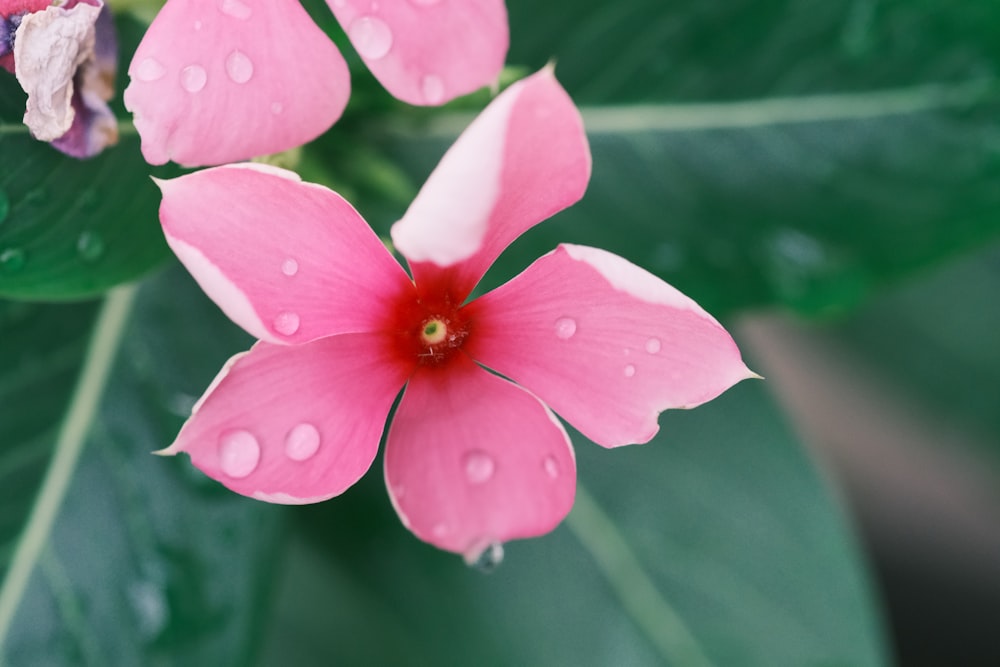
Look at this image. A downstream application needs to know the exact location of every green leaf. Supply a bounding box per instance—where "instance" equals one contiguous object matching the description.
[260,381,887,666]
[0,266,283,665]
[0,17,174,301]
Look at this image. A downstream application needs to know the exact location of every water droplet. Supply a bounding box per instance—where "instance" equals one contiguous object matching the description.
[134,57,166,82]
[554,317,577,340]
[392,484,406,500]
[0,248,25,274]
[180,65,207,93]
[464,539,504,572]
[219,0,252,20]
[281,258,298,276]
[128,580,169,640]
[273,311,300,336]
[284,422,320,461]
[349,16,393,60]
[79,188,100,212]
[194,19,203,30]
[421,74,445,104]
[0,189,9,224]
[543,455,559,479]
[76,230,104,262]
[270,102,283,115]
[432,522,449,538]
[218,430,260,478]
[225,50,254,84]
[463,450,495,484]
[624,364,636,378]
[645,338,661,354]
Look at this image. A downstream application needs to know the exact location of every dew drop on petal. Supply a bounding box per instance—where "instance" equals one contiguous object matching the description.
[421,74,445,104]
[0,248,26,274]
[349,16,393,60]
[543,455,559,480]
[284,422,320,461]
[225,50,254,84]
[463,450,495,484]
[270,102,283,115]
[134,57,166,82]
[432,522,449,538]
[76,230,104,262]
[218,430,260,478]
[464,539,504,572]
[219,0,252,20]
[624,364,636,378]
[645,337,661,354]
[180,65,207,93]
[281,258,298,277]
[194,19,203,30]
[554,317,577,340]
[273,311,300,336]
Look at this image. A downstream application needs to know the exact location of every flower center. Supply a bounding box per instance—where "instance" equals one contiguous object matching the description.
[421,319,448,345]
[415,314,469,366]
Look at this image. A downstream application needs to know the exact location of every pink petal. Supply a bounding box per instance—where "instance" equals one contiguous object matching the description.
[124,0,348,167]
[161,334,411,504]
[385,354,576,555]
[391,67,591,302]
[326,0,507,106]
[465,244,756,447]
[157,163,413,344]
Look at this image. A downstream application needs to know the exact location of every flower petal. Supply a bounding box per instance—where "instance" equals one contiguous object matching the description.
[12,0,102,141]
[124,0,348,167]
[465,244,756,447]
[158,163,413,344]
[391,67,591,302]
[385,354,576,555]
[161,334,410,504]
[327,0,507,106]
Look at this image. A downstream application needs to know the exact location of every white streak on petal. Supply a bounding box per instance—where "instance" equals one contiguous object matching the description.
[13,2,102,141]
[163,233,279,343]
[390,84,520,267]
[561,244,705,314]
[251,490,335,505]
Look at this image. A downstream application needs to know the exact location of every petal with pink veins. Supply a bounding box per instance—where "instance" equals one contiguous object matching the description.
[465,244,756,448]
[157,163,413,344]
[327,0,507,106]
[124,0,348,167]
[391,67,591,302]
[385,354,576,555]
[161,334,412,504]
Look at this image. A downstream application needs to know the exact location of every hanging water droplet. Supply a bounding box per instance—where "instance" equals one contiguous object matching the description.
[421,74,445,104]
[464,539,504,572]
[219,0,252,20]
[554,317,577,340]
[0,189,9,224]
[218,430,260,478]
[645,337,661,354]
[76,230,104,262]
[349,16,394,60]
[463,450,495,484]
[0,248,26,274]
[225,50,254,84]
[623,364,636,378]
[281,258,298,276]
[273,311,300,336]
[284,422,320,461]
[543,455,559,479]
[134,57,166,82]
[180,65,207,93]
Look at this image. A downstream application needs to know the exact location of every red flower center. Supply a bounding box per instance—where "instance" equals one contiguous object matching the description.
[386,286,472,369]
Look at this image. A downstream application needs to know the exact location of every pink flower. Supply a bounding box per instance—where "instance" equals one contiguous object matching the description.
[156,69,753,559]
[1,0,118,158]
[124,0,508,168]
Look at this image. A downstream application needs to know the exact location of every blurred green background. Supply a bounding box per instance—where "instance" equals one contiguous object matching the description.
[2,0,1000,664]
